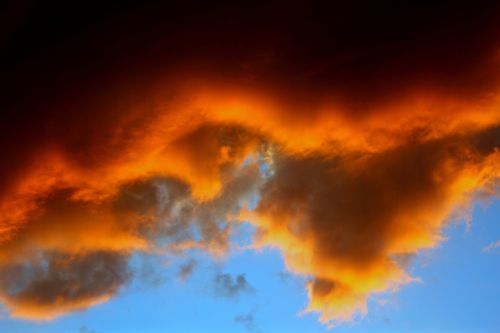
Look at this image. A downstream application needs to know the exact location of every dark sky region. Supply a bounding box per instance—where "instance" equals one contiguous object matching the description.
[0,0,500,330]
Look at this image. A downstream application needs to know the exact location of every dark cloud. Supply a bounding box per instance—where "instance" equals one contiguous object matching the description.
[213,273,255,299]
[177,259,196,281]
[0,251,130,319]
[248,125,500,322]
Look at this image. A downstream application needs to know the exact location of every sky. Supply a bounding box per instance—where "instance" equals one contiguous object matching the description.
[0,204,499,333]
[1,1,500,332]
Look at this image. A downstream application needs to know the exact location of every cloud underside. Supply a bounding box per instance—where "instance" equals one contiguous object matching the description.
[0,106,498,324]
[1,1,500,326]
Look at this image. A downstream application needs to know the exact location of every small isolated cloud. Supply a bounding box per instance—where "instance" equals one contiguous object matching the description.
[79,326,100,333]
[483,240,500,252]
[176,259,196,281]
[213,273,255,299]
[235,309,261,333]
[277,271,292,283]
[136,255,167,289]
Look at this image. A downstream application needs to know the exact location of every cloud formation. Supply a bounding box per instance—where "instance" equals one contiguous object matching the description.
[483,240,500,252]
[0,251,130,319]
[244,127,500,322]
[1,0,500,326]
[212,273,255,299]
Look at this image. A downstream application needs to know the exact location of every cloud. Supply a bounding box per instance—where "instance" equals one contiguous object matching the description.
[79,326,101,333]
[177,259,196,281]
[0,159,260,319]
[213,273,255,299]
[242,127,500,323]
[483,240,500,252]
[277,271,292,283]
[1,0,500,326]
[0,251,130,320]
[235,310,261,333]
[135,254,167,289]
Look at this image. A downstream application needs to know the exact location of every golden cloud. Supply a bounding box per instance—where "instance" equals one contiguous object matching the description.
[1,0,500,325]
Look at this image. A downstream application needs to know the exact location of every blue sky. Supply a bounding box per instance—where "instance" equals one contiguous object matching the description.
[2,200,499,333]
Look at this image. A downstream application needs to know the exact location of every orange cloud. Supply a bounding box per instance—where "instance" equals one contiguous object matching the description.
[0,124,262,318]
[1,0,500,325]
[1,83,500,322]
[0,251,130,320]
[242,126,500,324]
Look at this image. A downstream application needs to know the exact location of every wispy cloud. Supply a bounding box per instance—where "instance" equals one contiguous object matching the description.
[79,326,101,333]
[235,308,261,333]
[483,240,500,252]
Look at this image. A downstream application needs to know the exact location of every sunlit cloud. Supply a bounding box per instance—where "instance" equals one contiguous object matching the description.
[1,0,500,326]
